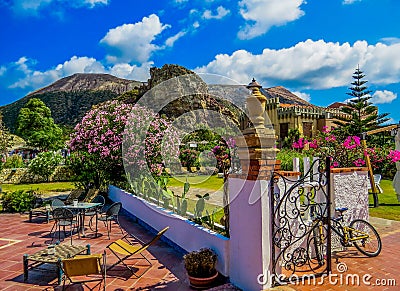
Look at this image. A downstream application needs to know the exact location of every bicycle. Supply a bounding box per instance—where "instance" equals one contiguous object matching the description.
[312,206,382,264]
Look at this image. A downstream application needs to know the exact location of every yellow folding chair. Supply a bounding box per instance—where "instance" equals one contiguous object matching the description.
[61,252,106,290]
[106,226,169,278]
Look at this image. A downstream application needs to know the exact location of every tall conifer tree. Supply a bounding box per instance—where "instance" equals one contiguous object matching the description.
[334,67,389,136]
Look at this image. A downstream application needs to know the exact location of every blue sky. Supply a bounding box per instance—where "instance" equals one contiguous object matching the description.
[1,0,400,122]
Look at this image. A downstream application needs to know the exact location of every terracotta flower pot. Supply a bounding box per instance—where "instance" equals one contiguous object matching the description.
[188,271,219,289]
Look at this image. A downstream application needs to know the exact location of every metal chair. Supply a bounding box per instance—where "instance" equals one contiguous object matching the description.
[61,251,106,290]
[86,195,106,232]
[51,198,66,210]
[29,197,51,223]
[50,208,80,244]
[98,202,123,239]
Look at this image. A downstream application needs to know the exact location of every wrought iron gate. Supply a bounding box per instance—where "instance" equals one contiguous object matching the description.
[270,157,331,286]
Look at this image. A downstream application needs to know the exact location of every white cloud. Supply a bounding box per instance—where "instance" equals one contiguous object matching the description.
[343,0,362,4]
[173,0,189,4]
[83,0,108,8]
[1,55,151,96]
[379,37,400,45]
[100,14,170,64]
[371,90,397,104]
[293,91,311,102]
[9,0,108,15]
[238,0,305,39]
[202,6,230,20]
[7,56,106,90]
[196,39,400,91]
[109,62,151,81]
[165,31,187,47]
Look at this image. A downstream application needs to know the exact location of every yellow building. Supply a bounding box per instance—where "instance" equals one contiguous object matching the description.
[247,84,346,146]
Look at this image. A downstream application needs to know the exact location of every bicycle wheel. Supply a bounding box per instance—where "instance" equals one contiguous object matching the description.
[349,219,382,257]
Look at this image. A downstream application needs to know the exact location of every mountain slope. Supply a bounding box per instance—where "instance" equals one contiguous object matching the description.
[1,74,141,132]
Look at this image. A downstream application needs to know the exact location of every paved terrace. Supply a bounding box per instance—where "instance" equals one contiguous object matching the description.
[0,211,240,291]
[0,211,399,291]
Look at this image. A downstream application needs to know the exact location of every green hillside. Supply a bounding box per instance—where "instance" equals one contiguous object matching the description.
[1,90,118,132]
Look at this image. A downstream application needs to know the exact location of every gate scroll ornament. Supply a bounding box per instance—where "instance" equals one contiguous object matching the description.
[270,157,332,286]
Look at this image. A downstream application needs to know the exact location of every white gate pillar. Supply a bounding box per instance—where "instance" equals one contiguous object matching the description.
[228,79,277,290]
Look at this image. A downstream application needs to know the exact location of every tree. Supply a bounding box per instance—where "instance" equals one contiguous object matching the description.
[16,98,64,150]
[334,67,390,136]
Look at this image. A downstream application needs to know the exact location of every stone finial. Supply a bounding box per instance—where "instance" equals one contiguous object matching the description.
[246,78,267,129]
[246,78,262,89]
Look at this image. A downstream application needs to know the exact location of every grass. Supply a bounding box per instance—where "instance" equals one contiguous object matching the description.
[167,175,226,232]
[1,182,76,196]
[369,179,400,221]
[168,175,224,191]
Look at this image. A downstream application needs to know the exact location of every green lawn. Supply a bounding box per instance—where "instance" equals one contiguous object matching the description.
[369,179,400,221]
[1,182,76,196]
[168,175,224,191]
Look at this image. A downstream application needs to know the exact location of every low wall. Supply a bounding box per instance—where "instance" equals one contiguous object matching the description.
[0,166,73,184]
[108,185,230,276]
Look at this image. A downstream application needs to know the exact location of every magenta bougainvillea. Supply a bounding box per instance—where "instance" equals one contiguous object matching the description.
[292,127,400,175]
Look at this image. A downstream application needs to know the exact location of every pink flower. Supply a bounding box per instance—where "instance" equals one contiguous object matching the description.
[325,135,336,142]
[292,138,308,149]
[388,150,400,163]
[353,158,366,167]
[309,139,318,149]
[322,126,330,133]
[343,136,361,149]
[331,161,339,168]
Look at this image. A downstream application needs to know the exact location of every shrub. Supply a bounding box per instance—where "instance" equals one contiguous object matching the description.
[290,127,400,179]
[277,149,308,171]
[179,148,200,169]
[69,100,179,190]
[29,151,63,181]
[1,190,37,213]
[3,154,25,168]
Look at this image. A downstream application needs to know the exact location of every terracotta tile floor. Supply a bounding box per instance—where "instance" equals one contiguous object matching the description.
[271,217,400,291]
[0,211,399,291]
[0,211,235,291]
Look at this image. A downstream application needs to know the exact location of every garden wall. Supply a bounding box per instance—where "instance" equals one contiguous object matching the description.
[0,166,73,184]
[108,185,230,276]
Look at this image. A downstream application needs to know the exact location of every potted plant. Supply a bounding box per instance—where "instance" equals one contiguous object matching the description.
[183,248,218,289]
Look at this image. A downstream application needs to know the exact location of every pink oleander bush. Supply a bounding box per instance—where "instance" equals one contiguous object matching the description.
[69,100,179,189]
[291,126,400,179]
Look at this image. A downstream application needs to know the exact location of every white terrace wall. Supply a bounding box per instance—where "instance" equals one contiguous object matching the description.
[108,185,230,276]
